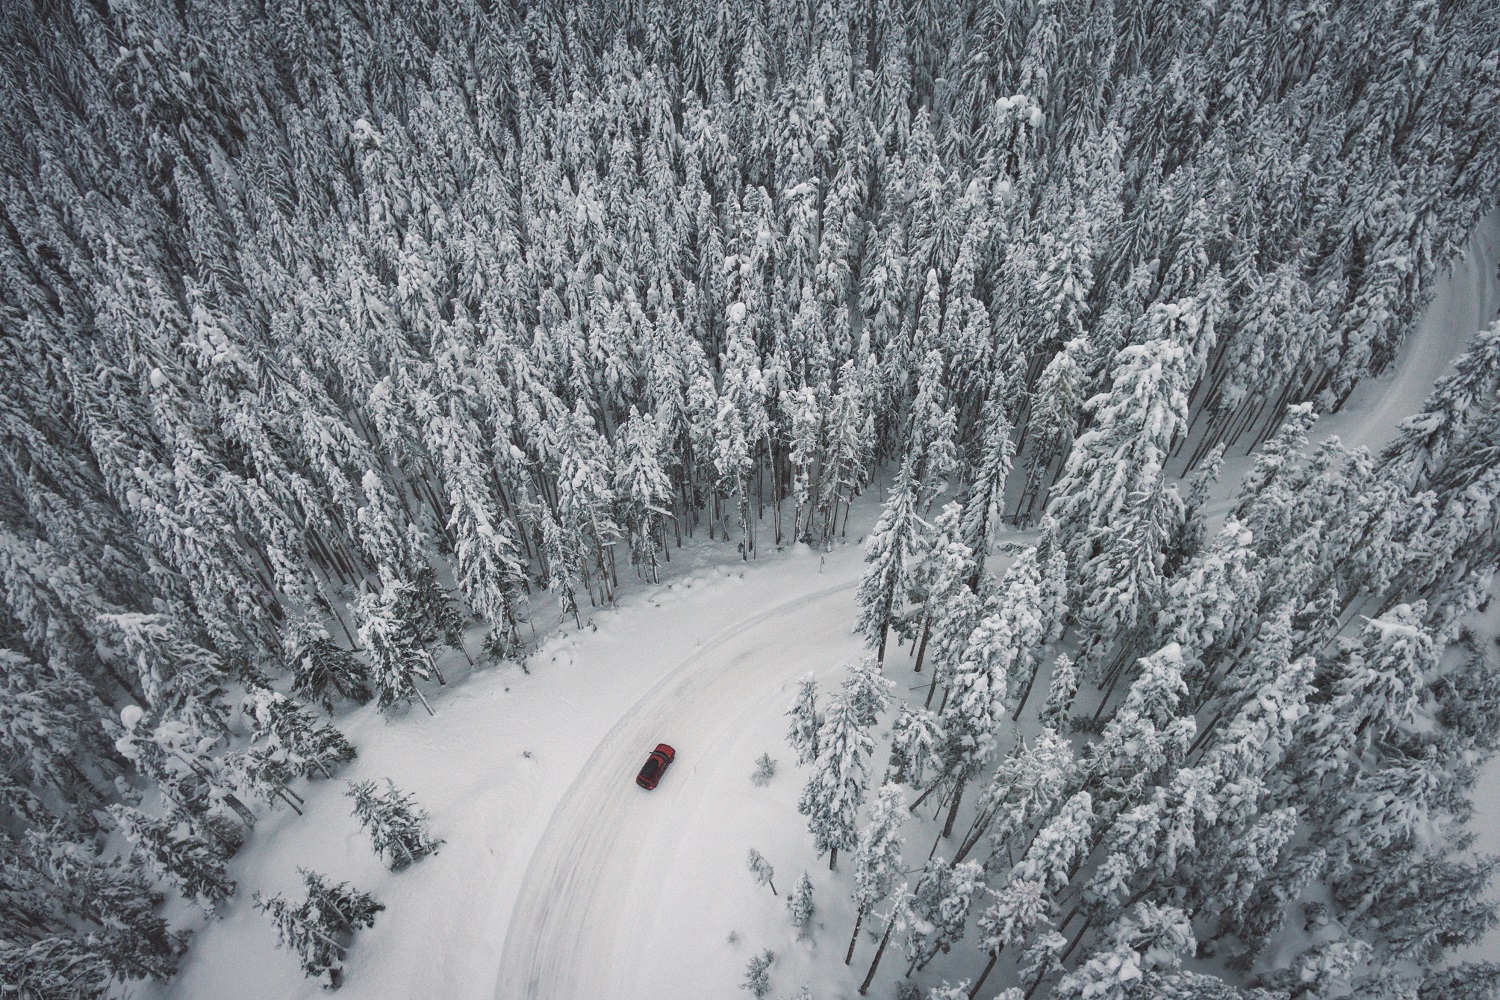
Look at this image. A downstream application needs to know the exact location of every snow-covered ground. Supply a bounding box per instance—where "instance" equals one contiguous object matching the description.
[156,214,1500,1000]
[152,527,883,1000]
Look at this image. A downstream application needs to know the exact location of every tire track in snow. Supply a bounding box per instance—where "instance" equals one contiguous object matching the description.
[495,581,858,1000]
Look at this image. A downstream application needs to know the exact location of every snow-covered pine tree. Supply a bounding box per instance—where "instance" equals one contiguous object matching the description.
[1055,903,1195,1000]
[787,674,823,767]
[1043,299,1203,661]
[346,779,443,871]
[958,392,1015,574]
[903,857,984,975]
[908,503,981,699]
[108,804,234,911]
[1017,336,1089,521]
[787,871,815,932]
[798,695,874,871]
[953,727,1075,867]
[1037,653,1078,732]
[1380,318,1500,487]
[1157,517,1261,703]
[747,848,778,895]
[255,869,382,988]
[741,948,775,998]
[906,348,959,505]
[856,457,930,663]
[615,408,674,584]
[931,585,1022,837]
[843,656,895,727]
[400,564,469,672]
[1419,962,1500,1000]
[5,825,185,987]
[301,869,383,939]
[988,546,1057,720]
[751,752,778,786]
[355,579,435,715]
[847,783,908,963]
[970,877,1056,999]
[283,615,372,711]
[222,742,305,816]
[355,470,421,587]
[885,704,944,789]
[242,688,356,779]
[0,649,113,822]
[1010,790,1094,894]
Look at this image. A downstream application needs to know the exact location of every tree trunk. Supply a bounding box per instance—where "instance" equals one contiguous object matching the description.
[942,777,966,839]
[909,770,948,813]
[409,676,435,716]
[1012,660,1041,721]
[968,950,1000,1000]
[924,666,940,708]
[845,905,866,964]
[913,619,930,673]
[1061,916,1091,963]
[829,846,838,871]
[858,912,897,995]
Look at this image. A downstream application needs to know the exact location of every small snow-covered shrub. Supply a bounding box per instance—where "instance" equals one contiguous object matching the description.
[741,949,775,998]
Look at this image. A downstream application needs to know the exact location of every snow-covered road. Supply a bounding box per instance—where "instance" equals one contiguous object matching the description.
[495,581,862,1000]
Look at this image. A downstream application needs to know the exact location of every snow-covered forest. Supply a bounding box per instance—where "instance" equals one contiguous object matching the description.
[2,0,1499,997]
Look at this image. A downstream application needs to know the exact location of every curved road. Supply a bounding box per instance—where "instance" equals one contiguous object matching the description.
[495,582,860,1000]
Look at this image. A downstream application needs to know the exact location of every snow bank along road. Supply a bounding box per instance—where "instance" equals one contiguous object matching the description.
[492,215,1500,999]
[495,580,863,1000]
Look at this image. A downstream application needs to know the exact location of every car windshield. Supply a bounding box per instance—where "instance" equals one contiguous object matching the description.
[641,758,661,777]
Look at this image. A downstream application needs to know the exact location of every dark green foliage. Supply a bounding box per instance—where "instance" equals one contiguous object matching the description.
[109,804,235,909]
[346,779,443,871]
[1335,851,1499,964]
[1434,652,1500,751]
[285,618,372,712]
[1,827,185,990]
[244,688,357,779]
[255,869,383,989]
[1420,962,1500,1000]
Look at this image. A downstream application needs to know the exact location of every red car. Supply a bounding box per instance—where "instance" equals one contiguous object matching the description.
[636,743,676,789]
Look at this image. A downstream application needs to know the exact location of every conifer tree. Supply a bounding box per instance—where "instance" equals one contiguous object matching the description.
[242,688,356,779]
[885,704,943,788]
[356,580,435,715]
[108,804,234,911]
[848,784,908,963]
[787,675,823,767]
[747,848,777,895]
[842,656,895,728]
[284,615,372,711]
[856,458,930,663]
[255,869,382,989]
[346,779,443,871]
[1038,654,1078,732]
[903,857,984,975]
[959,393,1015,575]
[797,696,873,871]
[1044,300,1202,656]
[741,949,775,998]
[970,878,1055,999]
[787,871,816,932]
